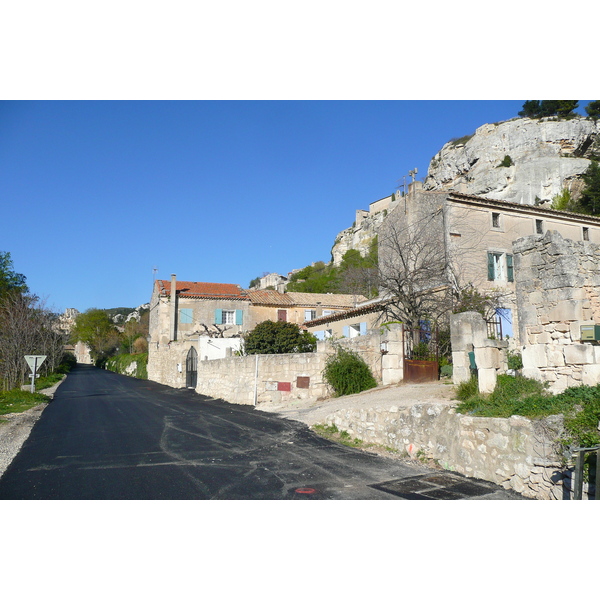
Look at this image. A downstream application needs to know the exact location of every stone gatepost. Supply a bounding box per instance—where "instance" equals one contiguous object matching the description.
[451,311,508,393]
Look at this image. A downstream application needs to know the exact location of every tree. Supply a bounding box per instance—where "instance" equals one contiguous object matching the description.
[71,309,120,363]
[579,160,600,215]
[378,205,454,328]
[242,320,317,355]
[585,101,600,121]
[518,100,578,119]
[286,261,337,293]
[0,251,28,299]
[0,294,66,390]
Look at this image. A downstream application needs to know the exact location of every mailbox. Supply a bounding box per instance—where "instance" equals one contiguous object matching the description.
[580,324,600,341]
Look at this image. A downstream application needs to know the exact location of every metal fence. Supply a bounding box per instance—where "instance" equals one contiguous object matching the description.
[572,445,600,500]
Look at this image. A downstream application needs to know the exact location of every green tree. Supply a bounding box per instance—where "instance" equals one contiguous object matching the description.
[286,261,337,293]
[242,320,317,355]
[518,100,578,119]
[0,251,28,299]
[579,160,600,215]
[71,309,120,362]
[585,101,600,120]
[518,100,541,118]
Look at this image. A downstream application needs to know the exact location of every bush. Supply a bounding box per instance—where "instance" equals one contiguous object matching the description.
[323,346,377,397]
[105,353,148,379]
[243,321,317,355]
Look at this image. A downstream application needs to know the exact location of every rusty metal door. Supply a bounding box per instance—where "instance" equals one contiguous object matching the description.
[403,323,439,383]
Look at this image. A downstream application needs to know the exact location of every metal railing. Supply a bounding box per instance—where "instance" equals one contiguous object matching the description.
[572,445,600,500]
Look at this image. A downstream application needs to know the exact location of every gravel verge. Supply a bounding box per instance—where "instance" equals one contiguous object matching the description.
[0,376,66,479]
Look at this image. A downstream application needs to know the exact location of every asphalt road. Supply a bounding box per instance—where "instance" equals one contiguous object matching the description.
[0,365,524,500]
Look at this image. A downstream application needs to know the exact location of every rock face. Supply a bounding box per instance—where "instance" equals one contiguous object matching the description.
[424,116,600,205]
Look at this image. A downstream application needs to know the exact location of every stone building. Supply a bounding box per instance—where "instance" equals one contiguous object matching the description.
[379,182,600,345]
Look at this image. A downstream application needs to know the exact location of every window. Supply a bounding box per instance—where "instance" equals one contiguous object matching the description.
[304,309,316,321]
[214,309,243,325]
[583,227,590,241]
[343,322,367,338]
[491,212,500,229]
[277,309,287,322]
[535,219,544,234]
[179,308,193,324]
[487,252,514,282]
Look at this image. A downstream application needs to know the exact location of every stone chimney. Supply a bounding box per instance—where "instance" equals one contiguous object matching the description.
[169,274,177,341]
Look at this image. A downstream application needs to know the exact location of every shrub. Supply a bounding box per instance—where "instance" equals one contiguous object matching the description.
[323,346,377,397]
[243,321,317,355]
[497,155,514,168]
[507,351,523,371]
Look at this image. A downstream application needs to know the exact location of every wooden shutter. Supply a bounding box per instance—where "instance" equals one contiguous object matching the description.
[214,309,223,325]
[359,322,367,335]
[343,326,349,338]
[506,254,514,282]
[487,252,495,281]
[235,309,243,325]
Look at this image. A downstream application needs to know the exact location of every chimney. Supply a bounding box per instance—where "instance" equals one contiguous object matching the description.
[169,274,177,341]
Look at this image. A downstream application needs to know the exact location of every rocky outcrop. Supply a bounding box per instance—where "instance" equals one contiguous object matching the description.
[424,116,600,205]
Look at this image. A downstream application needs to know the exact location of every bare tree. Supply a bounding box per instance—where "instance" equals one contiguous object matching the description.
[0,293,67,390]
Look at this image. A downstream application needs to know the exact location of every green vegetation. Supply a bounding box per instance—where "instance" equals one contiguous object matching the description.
[518,100,579,119]
[579,160,600,215]
[242,320,317,355]
[497,155,514,168]
[287,240,378,298]
[105,352,148,379]
[455,375,600,450]
[322,345,377,397]
[0,251,28,299]
[506,350,523,371]
[0,389,50,418]
[585,101,600,121]
[449,133,474,147]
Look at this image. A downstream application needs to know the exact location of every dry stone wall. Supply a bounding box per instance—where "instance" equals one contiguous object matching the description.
[323,402,576,499]
[514,230,600,392]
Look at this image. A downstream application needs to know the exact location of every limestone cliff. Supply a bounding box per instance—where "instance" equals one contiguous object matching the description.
[424,116,600,204]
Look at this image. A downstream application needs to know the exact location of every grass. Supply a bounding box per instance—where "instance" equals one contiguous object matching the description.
[312,423,400,456]
[455,375,600,449]
[0,389,50,417]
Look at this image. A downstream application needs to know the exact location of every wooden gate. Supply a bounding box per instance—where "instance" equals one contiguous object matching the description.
[403,323,439,383]
[186,346,198,389]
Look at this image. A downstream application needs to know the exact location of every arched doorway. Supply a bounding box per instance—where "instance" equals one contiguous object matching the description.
[186,346,198,389]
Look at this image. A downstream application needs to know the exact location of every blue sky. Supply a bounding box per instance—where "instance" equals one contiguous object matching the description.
[1,99,595,313]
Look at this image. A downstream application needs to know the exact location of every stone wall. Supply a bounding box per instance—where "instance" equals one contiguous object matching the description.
[148,324,404,404]
[514,230,600,392]
[321,402,586,499]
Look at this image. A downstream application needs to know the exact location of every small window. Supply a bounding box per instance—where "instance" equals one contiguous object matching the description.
[536,219,544,234]
[491,212,500,229]
[583,227,590,241]
[304,309,316,321]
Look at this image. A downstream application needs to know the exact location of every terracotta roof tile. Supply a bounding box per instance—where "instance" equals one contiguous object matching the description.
[285,292,367,308]
[156,280,248,300]
[247,290,295,306]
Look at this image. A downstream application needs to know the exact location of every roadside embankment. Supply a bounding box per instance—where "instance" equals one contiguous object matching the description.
[0,377,66,479]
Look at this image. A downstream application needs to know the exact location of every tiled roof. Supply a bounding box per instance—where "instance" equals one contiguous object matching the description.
[304,299,385,326]
[247,290,295,306]
[286,292,367,308]
[448,192,600,224]
[156,280,248,300]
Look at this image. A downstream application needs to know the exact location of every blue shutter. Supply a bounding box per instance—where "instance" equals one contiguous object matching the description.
[315,331,326,341]
[343,326,349,338]
[180,308,193,324]
[359,322,367,335]
[235,309,243,325]
[214,309,223,325]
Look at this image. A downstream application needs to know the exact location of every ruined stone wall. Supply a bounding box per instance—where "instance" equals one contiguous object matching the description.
[514,230,600,392]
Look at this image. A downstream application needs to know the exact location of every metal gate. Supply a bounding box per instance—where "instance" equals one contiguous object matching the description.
[186,346,198,389]
[403,323,439,383]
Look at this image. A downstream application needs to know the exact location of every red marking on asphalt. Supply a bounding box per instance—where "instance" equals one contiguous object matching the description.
[295,487,316,494]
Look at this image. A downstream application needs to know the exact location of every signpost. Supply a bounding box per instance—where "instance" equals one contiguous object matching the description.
[24,355,46,393]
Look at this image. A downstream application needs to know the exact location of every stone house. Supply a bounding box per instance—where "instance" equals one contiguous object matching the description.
[303,299,384,340]
[246,289,365,330]
[380,182,600,345]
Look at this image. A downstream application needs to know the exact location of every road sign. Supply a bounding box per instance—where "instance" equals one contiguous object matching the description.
[25,355,46,371]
